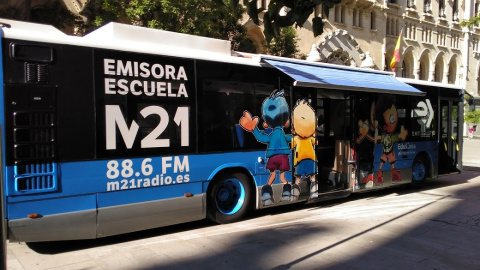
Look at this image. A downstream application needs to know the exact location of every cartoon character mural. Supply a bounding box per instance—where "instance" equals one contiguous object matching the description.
[355,102,377,187]
[355,94,407,186]
[375,94,407,183]
[239,90,292,205]
[291,99,318,199]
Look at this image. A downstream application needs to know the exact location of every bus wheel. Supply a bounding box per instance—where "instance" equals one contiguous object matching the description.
[411,157,426,187]
[207,173,251,224]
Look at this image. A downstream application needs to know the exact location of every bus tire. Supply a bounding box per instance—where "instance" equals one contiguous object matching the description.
[207,172,251,224]
[410,156,427,187]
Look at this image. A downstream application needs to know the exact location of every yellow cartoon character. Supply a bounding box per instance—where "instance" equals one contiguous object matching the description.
[291,99,318,199]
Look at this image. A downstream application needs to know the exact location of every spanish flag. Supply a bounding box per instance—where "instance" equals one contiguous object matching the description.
[390,27,403,72]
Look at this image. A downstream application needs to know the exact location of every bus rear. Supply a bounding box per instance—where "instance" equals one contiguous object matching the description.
[0,19,219,242]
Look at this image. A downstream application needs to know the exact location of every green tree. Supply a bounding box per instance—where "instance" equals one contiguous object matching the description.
[0,0,22,20]
[460,16,480,28]
[79,0,126,34]
[264,26,299,57]
[465,110,480,125]
[80,0,257,52]
[0,0,80,31]
[243,0,341,42]
[31,0,81,30]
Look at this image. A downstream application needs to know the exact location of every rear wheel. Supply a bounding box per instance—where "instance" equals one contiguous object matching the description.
[410,156,427,187]
[207,172,251,224]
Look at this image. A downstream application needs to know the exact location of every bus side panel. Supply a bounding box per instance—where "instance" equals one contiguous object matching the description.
[97,192,204,238]
[373,140,438,183]
[7,195,96,242]
[96,169,205,238]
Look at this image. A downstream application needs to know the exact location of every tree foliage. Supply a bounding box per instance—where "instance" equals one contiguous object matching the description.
[242,0,341,41]
[31,0,81,29]
[80,0,256,52]
[0,0,22,20]
[0,0,80,30]
[465,110,480,125]
[264,26,299,58]
[460,16,480,28]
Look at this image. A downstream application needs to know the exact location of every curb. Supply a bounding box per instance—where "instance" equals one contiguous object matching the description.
[462,165,480,172]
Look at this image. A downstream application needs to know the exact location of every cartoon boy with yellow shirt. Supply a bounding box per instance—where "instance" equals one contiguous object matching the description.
[291,99,318,199]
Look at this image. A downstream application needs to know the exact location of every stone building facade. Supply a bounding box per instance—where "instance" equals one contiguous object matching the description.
[245,0,480,98]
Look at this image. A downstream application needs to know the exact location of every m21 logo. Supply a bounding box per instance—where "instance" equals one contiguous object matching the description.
[411,99,433,131]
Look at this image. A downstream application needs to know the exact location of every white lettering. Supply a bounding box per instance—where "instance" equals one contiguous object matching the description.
[151,64,164,79]
[177,66,187,80]
[104,59,115,75]
[117,79,129,95]
[174,156,190,173]
[140,62,150,78]
[105,105,139,149]
[105,78,116,94]
[166,65,175,79]
[162,157,172,174]
[117,60,133,76]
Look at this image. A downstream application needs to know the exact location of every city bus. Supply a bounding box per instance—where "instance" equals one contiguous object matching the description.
[0,19,463,242]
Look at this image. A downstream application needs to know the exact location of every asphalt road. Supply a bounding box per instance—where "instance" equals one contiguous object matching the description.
[6,166,480,270]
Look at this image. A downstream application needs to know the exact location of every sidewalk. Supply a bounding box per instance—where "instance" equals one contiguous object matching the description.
[462,136,480,169]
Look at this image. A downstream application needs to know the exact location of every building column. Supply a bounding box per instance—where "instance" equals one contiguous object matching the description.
[462,0,473,89]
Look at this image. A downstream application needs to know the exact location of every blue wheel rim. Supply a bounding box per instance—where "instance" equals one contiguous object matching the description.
[412,161,426,182]
[216,178,245,215]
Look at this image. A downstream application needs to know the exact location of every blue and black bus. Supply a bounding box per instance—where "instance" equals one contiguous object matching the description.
[0,19,463,242]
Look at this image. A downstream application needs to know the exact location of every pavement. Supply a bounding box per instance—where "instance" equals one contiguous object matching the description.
[462,136,480,168]
[4,138,480,270]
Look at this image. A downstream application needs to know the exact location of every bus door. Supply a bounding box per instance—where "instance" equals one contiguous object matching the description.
[314,91,351,195]
[438,100,460,174]
[352,96,376,190]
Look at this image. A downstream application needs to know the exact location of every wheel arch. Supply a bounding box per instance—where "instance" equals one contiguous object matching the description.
[414,151,433,179]
[205,165,258,211]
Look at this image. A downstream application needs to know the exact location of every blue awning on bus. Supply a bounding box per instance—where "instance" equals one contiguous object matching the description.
[263,58,425,96]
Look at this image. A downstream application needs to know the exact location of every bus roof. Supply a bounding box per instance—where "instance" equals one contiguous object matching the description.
[0,19,422,95]
[0,18,257,66]
[397,77,464,90]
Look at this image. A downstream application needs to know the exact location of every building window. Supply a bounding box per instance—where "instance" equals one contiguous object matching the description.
[370,11,376,30]
[407,0,416,8]
[334,5,345,23]
[422,27,432,43]
[359,10,363,27]
[453,0,459,21]
[473,37,479,52]
[315,4,321,17]
[353,9,358,26]
[424,0,432,13]
[451,34,459,49]
[437,31,446,46]
[407,23,417,39]
[258,0,267,9]
[439,0,445,17]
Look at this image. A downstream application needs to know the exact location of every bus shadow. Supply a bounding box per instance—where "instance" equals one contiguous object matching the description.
[26,219,214,254]
[25,169,478,256]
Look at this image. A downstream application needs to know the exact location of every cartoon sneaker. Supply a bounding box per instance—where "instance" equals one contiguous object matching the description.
[309,181,318,198]
[362,174,374,184]
[261,185,274,206]
[391,168,403,182]
[281,183,292,202]
[291,184,301,201]
[376,169,384,185]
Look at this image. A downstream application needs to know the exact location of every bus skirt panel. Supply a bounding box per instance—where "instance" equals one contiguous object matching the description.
[7,195,97,242]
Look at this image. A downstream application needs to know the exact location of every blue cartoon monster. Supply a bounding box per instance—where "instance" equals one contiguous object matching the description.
[239,90,292,205]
